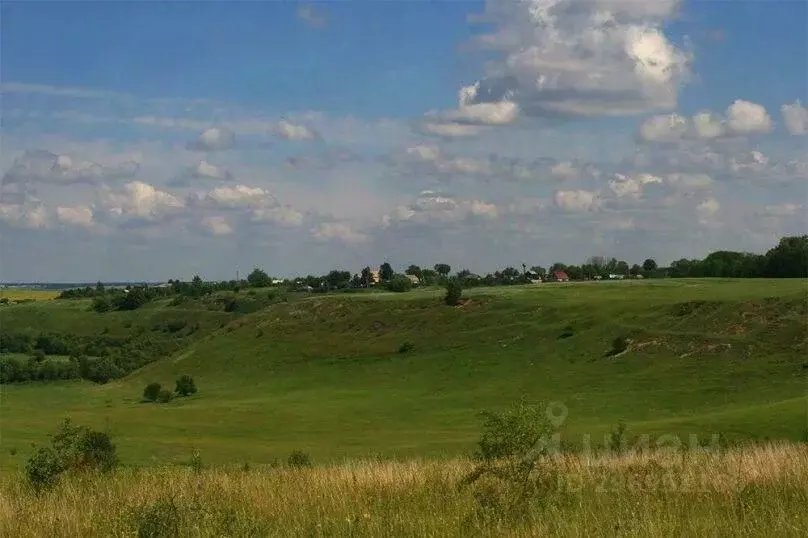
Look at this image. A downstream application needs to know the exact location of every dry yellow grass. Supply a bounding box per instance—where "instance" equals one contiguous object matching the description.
[1,444,806,537]
[0,289,59,302]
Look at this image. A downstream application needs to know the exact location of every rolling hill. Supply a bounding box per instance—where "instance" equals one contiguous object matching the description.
[1,278,806,469]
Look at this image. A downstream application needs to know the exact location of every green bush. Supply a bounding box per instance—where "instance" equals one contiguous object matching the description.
[91,296,111,313]
[175,375,197,397]
[386,275,413,293]
[25,447,64,492]
[398,341,415,354]
[460,401,561,521]
[287,450,312,468]
[157,390,173,403]
[143,382,162,402]
[26,419,118,491]
[606,336,629,357]
[444,279,463,306]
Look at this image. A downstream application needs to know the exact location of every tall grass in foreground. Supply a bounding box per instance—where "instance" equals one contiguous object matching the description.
[1,444,806,537]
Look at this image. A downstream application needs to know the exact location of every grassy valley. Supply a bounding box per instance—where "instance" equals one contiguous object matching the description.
[1,278,805,469]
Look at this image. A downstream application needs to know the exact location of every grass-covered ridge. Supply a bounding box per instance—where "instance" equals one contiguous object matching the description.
[1,279,806,469]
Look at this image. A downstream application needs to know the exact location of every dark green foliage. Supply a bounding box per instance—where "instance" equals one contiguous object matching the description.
[434,263,451,277]
[131,497,181,538]
[287,450,312,468]
[175,375,197,397]
[398,341,415,353]
[26,419,118,491]
[379,262,394,282]
[157,389,173,403]
[444,279,463,306]
[558,326,574,339]
[606,336,630,357]
[92,296,112,313]
[246,267,272,288]
[143,382,162,402]
[25,447,64,492]
[386,275,413,293]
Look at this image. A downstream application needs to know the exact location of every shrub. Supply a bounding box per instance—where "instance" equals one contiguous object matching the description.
[386,275,413,293]
[444,279,463,306]
[92,296,111,313]
[143,382,162,402]
[190,450,203,474]
[287,450,312,468]
[157,390,173,403]
[26,419,118,491]
[25,447,64,492]
[131,497,181,538]
[606,336,629,357]
[398,341,415,354]
[175,375,197,397]
[460,400,560,520]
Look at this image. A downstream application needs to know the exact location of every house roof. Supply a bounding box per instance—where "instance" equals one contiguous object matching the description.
[553,271,569,279]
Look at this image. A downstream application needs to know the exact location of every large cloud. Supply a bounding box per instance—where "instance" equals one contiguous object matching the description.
[458,0,689,119]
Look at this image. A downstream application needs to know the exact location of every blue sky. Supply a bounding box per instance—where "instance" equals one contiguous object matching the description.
[1,1,806,281]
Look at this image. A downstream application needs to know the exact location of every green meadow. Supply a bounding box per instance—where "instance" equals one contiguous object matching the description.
[1,278,805,470]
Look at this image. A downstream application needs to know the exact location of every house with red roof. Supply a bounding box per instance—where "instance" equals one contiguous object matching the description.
[553,271,570,282]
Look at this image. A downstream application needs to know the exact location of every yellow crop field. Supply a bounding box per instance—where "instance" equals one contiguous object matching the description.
[0,289,59,302]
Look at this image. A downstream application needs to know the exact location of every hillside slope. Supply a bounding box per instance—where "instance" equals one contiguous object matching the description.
[2,279,806,467]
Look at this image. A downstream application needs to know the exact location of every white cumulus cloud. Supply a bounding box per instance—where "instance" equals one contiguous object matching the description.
[781,101,808,135]
[187,127,235,151]
[462,0,689,118]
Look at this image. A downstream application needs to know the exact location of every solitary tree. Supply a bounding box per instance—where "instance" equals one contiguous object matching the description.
[247,268,272,288]
[642,258,658,272]
[360,266,373,287]
[434,264,451,277]
[379,262,394,282]
[405,265,423,280]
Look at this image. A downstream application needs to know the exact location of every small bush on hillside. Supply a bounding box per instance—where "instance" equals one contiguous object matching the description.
[398,341,415,353]
[444,279,463,306]
[143,382,162,402]
[92,296,112,313]
[175,375,197,397]
[26,419,118,491]
[130,497,181,538]
[163,320,187,333]
[606,336,629,357]
[157,390,173,403]
[287,450,312,468]
[386,275,413,293]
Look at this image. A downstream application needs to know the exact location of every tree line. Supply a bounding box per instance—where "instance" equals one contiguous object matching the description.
[54,234,807,307]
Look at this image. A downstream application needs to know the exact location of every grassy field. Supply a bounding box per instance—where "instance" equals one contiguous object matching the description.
[1,278,805,472]
[0,288,59,302]
[1,443,806,536]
